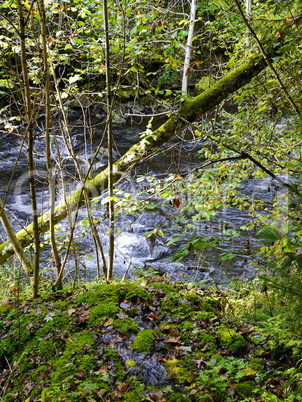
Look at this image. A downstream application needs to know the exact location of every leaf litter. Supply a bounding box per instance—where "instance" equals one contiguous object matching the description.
[0,279,301,401]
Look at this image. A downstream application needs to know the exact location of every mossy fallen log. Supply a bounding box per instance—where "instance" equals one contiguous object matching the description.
[0,52,270,264]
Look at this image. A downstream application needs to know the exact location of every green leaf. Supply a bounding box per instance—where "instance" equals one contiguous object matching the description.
[218,251,235,262]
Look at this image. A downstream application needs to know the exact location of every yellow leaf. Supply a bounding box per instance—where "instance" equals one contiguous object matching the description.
[243,368,257,376]
[157,229,164,237]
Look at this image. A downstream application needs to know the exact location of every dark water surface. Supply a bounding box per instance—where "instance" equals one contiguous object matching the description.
[0,114,284,284]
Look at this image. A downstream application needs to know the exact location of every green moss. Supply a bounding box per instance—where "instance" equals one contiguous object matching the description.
[88,302,120,326]
[185,293,201,305]
[195,395,213,402]
[75,283,112,306]
[181,320,195,330]
[249,358,264,372]
[131,329,156,352]
[194,76,215,96]
[33,338,61,361]
[113,283,151,302]
[194,310,216,321]
[235,381,260,398]
[0,324,32,364]
[160,297,195,317]
[123,390,144,401]
[2,278,301,401]
[105,348,119,360]
[198,332,217,347]
[200,296,219,312]
[253,347,267,357]
[111,317,138,333]
[168,393,191,401]
[104,348,124,379]
[128,306,140,317]
[166,359,195,384]
[218,326,246,354]
[35,312,75,338]
[52,330,95,384]
[147,282,176,295]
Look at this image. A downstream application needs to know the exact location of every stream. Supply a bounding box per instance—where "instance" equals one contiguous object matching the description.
[0,111,286,285]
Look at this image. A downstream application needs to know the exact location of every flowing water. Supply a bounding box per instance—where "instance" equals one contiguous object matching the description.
[0,112,285,284]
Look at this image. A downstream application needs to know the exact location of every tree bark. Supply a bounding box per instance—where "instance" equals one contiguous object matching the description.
[17,0,40,296]
[182,0,196,94]
[103,0,115,281]
[0,52,272,264]
[0,198,34,279]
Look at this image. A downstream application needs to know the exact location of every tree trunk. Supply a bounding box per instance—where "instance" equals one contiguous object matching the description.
[38,0,63,289]
[103,0,115,281]
[0,198,34,279]
[17,0,40,296]
[0,52,272,265]
[245,0,251,47]
[182,0,197,94]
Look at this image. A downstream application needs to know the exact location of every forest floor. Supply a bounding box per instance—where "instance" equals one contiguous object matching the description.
[0,276,301,401]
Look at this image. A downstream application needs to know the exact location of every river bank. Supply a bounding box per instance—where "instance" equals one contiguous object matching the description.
[0,275,301,401]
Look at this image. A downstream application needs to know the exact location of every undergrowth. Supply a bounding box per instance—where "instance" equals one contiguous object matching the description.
[0,274,302,401]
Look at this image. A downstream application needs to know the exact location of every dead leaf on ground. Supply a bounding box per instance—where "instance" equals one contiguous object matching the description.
[76,309,90,324]
[149,389,163,400]
[164,336,181,343]
[60,330,70,342]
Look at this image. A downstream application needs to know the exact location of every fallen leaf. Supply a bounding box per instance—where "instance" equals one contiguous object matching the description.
[116,311,128,319]
[149,389,163,400]
[76,309,90,324]
[116,382,132,394]
[243,368,257,376]
[22,381,34,396]
[238,325,254,335]
[104,318,114,326]
[177,346,192,353]
[75,370,86,379]
[194,357,204,369]
[120,301,131,310]
[172,198,182,208]
[60,331,69,342]
[148,313,160,320]
[164,336,181,343]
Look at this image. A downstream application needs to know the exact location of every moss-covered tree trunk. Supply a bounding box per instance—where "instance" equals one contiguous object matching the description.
[0,52,270,264]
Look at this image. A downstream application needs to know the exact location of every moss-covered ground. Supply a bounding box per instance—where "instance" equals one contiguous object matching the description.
[0,278,302,401]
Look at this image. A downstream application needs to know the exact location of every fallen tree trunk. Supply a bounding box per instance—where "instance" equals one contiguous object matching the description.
[0,52,270,264]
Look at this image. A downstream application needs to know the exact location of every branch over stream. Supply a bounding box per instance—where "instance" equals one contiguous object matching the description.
[0,51,274,264]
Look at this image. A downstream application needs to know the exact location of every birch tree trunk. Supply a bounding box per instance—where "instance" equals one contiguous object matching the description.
[182,0,197,94]
[0,51,273,265]
[245,0,252,47]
